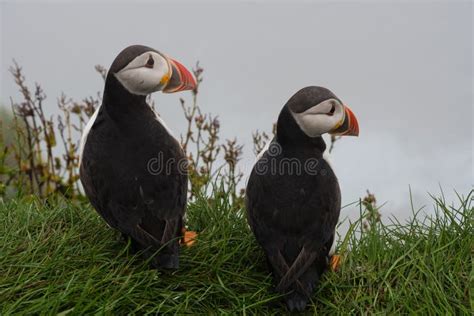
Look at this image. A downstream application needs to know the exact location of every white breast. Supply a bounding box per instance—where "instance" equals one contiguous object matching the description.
[322,148,333,169]
[329,231,336,256]
[78,105,101,166]
[151,108,176,139]
[255,140,271,162]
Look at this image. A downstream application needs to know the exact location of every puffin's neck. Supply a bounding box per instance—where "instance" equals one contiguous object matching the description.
[102,74,151,124]
[276,105,327,156]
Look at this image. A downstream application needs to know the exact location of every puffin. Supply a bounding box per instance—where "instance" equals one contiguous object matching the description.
[79,45,196,269]
[245,86,359,311]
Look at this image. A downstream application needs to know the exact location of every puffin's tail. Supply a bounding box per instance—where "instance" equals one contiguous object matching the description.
[268,246,328,312]
[125,234,180,269]
[151,251,180,269]
[285,291,310,312]
[283,259,326,312]
[123,219,182,270]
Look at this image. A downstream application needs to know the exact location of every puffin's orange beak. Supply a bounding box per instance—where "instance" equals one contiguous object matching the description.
[163,57,197,93]
[330,105,359,136]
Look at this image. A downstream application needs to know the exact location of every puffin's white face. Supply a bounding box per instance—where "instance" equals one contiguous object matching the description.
[114,51,171,95]
[291,98,347,137]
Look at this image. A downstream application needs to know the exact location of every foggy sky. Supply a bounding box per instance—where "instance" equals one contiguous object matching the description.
[1,1,472,224]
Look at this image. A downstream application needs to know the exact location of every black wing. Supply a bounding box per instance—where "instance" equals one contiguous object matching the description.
[246,150,341,305]
[246,154,340,250]
[80,119,187,267]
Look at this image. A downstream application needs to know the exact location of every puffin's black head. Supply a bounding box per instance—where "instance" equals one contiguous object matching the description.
[277,86,359,143]
[106,45,196,96]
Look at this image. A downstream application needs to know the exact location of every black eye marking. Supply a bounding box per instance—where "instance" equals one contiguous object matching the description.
[145,55,154,68]
[328,103,336,116]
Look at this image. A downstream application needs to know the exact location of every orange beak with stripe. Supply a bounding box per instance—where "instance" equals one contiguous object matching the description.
[330,105,359,136]
[162,57,197,93]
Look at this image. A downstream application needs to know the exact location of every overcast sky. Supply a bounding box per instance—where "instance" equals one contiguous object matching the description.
[1,1,472,225]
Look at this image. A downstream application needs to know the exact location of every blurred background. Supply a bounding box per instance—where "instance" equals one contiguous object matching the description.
[1,1,472,225]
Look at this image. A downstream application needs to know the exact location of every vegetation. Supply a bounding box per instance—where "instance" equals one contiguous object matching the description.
[0,190,472,314]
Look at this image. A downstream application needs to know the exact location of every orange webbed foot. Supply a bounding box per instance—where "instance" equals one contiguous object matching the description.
[330,254,342,271]
[181,228,197,247]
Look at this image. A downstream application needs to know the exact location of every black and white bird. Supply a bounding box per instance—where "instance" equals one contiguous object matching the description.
[79,45,196,269]
[245,86,359,311]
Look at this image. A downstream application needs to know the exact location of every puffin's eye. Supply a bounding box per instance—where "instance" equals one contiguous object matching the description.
[145,55,154,68]
[328,104,336,116]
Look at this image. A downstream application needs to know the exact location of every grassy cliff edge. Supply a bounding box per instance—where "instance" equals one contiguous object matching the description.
[0,191,472,314]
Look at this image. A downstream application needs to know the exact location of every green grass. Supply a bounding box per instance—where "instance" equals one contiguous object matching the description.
[0,191,472,315]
